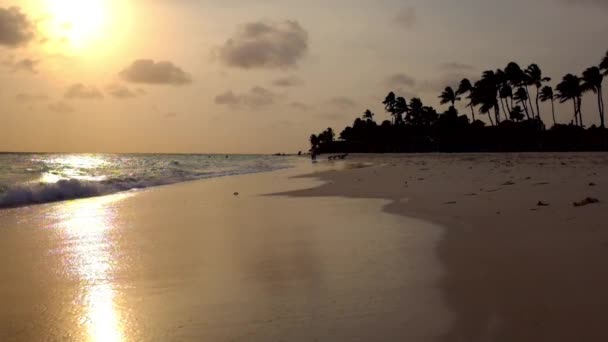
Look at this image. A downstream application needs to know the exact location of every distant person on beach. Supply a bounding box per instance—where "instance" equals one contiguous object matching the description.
[311,149,318,162]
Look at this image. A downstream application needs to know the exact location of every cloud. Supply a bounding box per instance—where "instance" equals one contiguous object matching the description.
[216,20,309,69]
[48,101,74,113]
[290,101,312,111]
[272,75,304,87]
[0,7,35,47]
[64,83,104,100]
[15,93,48,102]
[418,72,476,93]
[119,59,192,85]
[214,86,280,109]
[385,73,416,88]
[328,96,357,109]
[559,0,608,8]
[439,62,476,72]
[394,7,417,30]
[106,84,146,99]
[13,58,39,73]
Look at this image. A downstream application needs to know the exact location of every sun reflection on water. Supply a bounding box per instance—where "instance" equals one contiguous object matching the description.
[54,194,130,342]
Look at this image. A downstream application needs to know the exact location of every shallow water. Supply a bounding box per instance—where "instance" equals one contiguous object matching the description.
[0,153,293,208]
[0,162,450,341]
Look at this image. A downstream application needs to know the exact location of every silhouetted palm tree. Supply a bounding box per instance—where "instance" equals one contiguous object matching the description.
[495,69,510,117]
[600,50,608,75]
[362,109,375,122]
[539,86,557,126]
[472,70,501,124]
[514,87,531,120]
[499,84,513,114]
[556,74,584,127]
[310,134,320,150]
[526,64,551,120]
[383,92,396,124]
[582,66,605,128]
[320,128,335,143]
[439,86,461,107]
[456,78,476,121]
[506,62,535,118]
[394,97,408,124]
[509,106,525,122]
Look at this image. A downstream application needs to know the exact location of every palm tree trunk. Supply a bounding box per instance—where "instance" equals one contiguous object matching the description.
[551,99,556,127]
[521,101,531,120]
[577,96,585,128]
[535,87,541,120]
[599,86,605,129]
[500,98,508,120]
[525,86,536,118]
[470,105,476,122]
[487,111,495,126]
[572,99,578,126]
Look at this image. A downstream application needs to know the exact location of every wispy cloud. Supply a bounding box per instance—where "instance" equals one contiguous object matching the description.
[216,20,309,69]
[120,59,192,85]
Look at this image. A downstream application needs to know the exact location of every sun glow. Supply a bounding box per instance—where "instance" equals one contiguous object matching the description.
[42,0,112,51]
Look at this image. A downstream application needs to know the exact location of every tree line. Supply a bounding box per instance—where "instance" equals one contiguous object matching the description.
[310,50,608,153]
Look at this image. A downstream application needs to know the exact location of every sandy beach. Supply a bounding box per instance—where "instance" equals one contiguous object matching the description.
[1,153,607,341]
[286,153,608,341]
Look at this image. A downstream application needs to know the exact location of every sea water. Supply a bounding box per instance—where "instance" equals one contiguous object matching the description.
[0,153,294,208]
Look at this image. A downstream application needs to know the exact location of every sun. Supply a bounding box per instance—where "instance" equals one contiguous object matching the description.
[42,0,111,51]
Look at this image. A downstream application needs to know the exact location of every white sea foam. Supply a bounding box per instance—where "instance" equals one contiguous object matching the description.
[0,154,293,208]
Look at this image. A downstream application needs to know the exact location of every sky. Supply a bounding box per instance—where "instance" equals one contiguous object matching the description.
[0,0,607,153]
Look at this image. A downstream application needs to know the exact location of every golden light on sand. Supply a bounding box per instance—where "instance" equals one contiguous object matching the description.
[56,195,130,342]
[42,0,112,52]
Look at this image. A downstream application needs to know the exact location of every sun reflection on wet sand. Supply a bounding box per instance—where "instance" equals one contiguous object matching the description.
[54,195,130,342]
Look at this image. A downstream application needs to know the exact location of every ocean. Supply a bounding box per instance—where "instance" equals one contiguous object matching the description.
[0,153,294,208]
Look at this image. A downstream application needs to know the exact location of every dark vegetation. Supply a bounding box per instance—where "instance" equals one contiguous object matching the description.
[310,51,608,153]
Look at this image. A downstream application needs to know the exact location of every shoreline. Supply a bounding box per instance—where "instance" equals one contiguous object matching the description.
[284,152,608,341]
[0,160,451,341]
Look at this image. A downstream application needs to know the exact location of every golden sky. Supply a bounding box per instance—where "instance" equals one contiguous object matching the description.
[0,0,607,153]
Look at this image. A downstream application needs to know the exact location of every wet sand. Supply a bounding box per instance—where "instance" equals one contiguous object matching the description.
[0,161,450,341]
[285,153,608,341]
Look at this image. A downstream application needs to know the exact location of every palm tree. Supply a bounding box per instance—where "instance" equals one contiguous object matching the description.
[499,84,513,114]
[394,97,408,124]
[383,92,397,124]
[600,50,608,75]
[506,62,536,118]
[539,86,557,126]
[320,128,335,143]
[309,134,320,150]
[471,71,500,126]
[514,87,531,120]
[582,66,605,128]
[457,78,476,121]
[526,64,551,120]
[439,86,461,107]
[555,74,584,127]
[362,109,375,122]
[509,106,525,122]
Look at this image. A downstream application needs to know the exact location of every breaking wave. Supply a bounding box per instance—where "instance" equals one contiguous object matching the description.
[0,156,293,208]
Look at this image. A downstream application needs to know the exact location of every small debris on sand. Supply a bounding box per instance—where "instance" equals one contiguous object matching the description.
[589,182,596,187]
[534,182,550,186]
[444,201,457,205]
[233,192,239,196]
[537,201,549,207]
[573,197,600,207]
[502,181,516,186]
